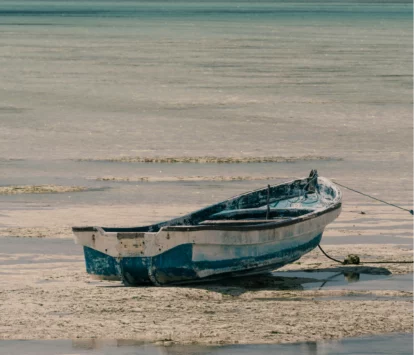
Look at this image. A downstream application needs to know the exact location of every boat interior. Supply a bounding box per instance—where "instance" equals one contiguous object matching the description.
[74,170,339,233]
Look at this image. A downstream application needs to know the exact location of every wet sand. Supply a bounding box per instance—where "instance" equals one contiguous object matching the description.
[0,246,414,344]
[0,234,412,343]
[0,173,412,344]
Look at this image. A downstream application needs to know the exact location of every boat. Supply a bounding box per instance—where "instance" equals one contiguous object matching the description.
[72,170,342,286]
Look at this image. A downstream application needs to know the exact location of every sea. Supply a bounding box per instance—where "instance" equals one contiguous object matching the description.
[0,1,412,229]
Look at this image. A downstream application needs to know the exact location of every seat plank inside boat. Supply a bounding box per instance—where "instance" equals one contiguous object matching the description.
[208,208,314,220]
[199,218,290,225]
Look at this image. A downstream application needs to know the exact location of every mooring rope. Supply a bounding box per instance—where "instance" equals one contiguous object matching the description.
[333,180,413,215]
[317,244,413,265]
[317,180,413,265]
[317,244,343,264]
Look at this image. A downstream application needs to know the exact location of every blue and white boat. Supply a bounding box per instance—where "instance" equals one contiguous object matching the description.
[73,170,341,286]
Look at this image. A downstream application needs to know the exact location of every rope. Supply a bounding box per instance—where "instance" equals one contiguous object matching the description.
[333,180,413,215]
[360,260,413,264]
[316,180,413,264]
[318,244,413,265]
[317,244,343,264]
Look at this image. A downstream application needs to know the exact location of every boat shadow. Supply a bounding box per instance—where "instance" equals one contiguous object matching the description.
[185,265,392,296]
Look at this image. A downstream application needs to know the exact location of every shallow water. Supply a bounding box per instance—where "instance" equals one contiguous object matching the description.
[0,0,412,239]
[0,158,412,210]
[1,333,413,355]
[0,236,80,256]
[0,0,412,163]
[271,270,413,292]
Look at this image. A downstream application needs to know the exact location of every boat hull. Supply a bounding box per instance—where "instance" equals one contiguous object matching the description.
[80,206,339,285]
[124,232,322,285]
[74,174,342,286]
[82,233,323,285]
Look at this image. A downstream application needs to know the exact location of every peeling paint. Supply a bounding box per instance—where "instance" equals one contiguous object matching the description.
[74,172,342,285]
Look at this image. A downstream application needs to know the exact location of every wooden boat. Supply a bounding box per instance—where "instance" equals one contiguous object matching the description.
[73,170,341,286]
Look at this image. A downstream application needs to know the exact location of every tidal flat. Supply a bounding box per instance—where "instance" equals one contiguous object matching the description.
[0,0,412,349]
[0,163,413,344]
[0,234,412,343]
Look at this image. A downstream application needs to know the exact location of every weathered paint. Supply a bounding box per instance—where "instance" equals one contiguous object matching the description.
[84,232,323,285]
[83,246,121,277]
[73,174,334,235]
[74,172,342,286]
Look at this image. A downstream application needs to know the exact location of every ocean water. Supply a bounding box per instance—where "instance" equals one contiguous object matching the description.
[0,0,412,214]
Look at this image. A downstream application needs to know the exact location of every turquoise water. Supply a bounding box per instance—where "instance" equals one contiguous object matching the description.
[0,0,412,160]
[0,0,412,222]
[1,1,412,20]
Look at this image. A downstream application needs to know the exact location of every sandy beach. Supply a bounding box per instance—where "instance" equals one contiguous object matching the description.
[0,199,412,344]
[0,245,414,344]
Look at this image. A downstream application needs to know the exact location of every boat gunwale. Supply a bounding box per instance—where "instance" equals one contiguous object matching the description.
[161,202,341,232]
[72,175,342,234]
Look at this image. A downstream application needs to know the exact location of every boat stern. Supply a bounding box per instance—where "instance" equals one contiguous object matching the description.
[72,226,122,279]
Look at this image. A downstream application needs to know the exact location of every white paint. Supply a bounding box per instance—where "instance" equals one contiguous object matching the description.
[73,207,340,259]
[73,176,342,262]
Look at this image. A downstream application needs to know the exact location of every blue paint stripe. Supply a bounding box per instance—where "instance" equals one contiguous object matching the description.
[83,246,120,277]
[193,233,322,270]
[83,233,323,285]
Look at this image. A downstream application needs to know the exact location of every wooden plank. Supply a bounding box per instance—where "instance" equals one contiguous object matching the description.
[199,218,290,225]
